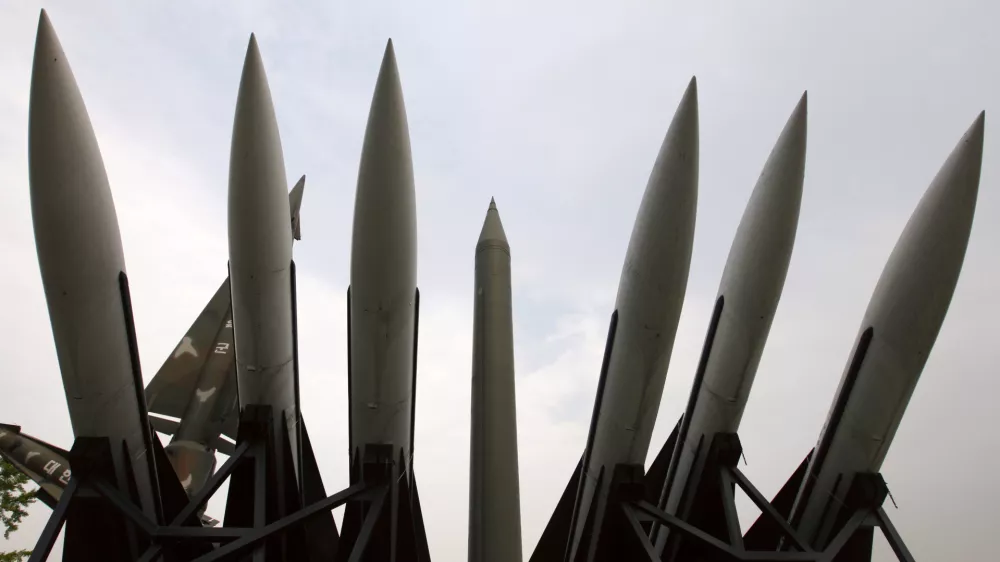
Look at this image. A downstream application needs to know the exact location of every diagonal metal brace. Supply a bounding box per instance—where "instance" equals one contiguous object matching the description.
[621,503,662,562]
[874,507,915,562]
[171,440,252,527]
[632,500,735,557]
[347,487,389,562]
[27,478,78,562]
[191,482,371,562]
[729,466,814,553]
[91,478,158,536]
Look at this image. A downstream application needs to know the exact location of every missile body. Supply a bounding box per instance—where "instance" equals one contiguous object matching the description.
[28,10,158,518]
[228,36,300,487]
[653,95,808,551]
[469,200,522,562]
[568,79,699,562]
[148,178,306,498]
[789,113,985,548]
[348,41,418,469]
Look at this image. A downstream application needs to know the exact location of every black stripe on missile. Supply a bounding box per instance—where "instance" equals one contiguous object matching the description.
[658,295,725,521]
[565,310,619,562]
[346,286,353,463]
[290,259,304,499]
[410,287,420,472]
[790,326,873,529]
[119,271,165,525]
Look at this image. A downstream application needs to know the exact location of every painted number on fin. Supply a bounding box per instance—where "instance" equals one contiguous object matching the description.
[214,343,231,354]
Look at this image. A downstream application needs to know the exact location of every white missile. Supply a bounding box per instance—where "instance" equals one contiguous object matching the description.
[348,40,418,469]
[469,199,523,562]
[653,93,808,551]
[789,112,985,548]
[227,35,300,488]
[27,9,159,519]
[568,77,699,562]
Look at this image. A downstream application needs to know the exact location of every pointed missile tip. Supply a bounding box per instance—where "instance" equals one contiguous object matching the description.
[478,197,508,246]
[35,7,58,49]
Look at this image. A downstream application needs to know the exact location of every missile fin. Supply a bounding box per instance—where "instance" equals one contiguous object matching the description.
[742,449,813,550]
[644,418,680,506]
[300,419,339,560]
[529,457,583,562]
[289,175,306,240]
[149,428,204,528]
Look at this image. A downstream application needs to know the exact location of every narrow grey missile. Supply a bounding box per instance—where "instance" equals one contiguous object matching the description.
[228,34,300,488]
[28,9,158,518]
[349,39,418,468]
[789,112,985,548]
[653,93,808,551]
[469,199,523,562]
[568,77,699,562]
[146,179,306,500]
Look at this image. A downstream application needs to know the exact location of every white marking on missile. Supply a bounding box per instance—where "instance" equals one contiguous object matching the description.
[214,342,230,355]
[25,452,39,462]
[59,469,71,485]
[181,474,193,490]
[196,387,217,403]
[174,337,198,358]
[225,319,233,329]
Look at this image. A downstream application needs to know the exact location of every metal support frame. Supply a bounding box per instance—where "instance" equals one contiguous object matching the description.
[615,432,916,561]
[27,408,394,562]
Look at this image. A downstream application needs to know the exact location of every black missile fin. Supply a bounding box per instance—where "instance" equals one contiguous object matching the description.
[644,417,681,505]
[529,456,583,562]
[406,470,432,561]
[300,418,339,560]
[743,449,813,550]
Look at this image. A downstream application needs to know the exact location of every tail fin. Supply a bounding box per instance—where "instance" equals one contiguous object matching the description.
[743,450,813,550]
[529,456,583,562]
[289,175,306,240]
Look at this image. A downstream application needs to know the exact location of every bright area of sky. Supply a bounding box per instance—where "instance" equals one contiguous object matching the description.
[0,1,997,560]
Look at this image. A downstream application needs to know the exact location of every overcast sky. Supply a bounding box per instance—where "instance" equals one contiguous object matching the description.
[1,2,998,560]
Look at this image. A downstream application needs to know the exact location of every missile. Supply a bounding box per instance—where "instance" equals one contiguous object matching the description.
[0,424,72,509]
[469,199,523,562]
[652,94,808,552]
[146,177,306,501]
[565,77,699,562]
[227,33,300,498]
[348,39,418,469]
[786,112,985,548]
[27,8,160,529]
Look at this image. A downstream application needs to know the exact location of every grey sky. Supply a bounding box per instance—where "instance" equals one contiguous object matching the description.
[1,1,997,560]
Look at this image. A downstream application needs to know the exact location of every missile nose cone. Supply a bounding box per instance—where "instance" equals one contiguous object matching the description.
[863,110,985,378]
[351,37,415,280]
[29,7,123,268]
[477,197,509,253]
[228,34,291,268]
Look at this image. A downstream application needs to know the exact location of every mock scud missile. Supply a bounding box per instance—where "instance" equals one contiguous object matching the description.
[341,39,431,560]
[469,199,523,562]
[769,112,985,550]
[0,424,72,509]
[146,177,306,502]
[651,94,808,554]
[540,77,698,562]
[27,8,162,543]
